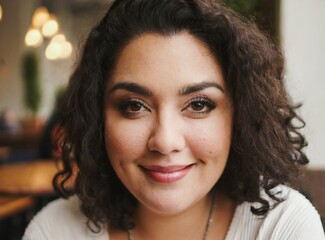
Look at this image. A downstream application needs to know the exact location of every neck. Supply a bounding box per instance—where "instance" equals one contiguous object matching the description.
[132,194,215,240]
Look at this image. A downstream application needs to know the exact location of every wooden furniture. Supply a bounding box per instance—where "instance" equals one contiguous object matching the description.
[0,159,74,238]
[0,129,42,150]
[0,128,42,163]
[0,146,10,161]
[0,158,76,237]
[0,160,63,195]
[0,196,35,219]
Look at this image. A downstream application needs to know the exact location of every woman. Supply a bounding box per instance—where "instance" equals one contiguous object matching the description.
[24,0,325,239]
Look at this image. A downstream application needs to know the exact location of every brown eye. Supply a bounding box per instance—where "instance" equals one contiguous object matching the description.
[190,102,205,111]
[118,98,150,118]
[129,102,143,112]
[182,97,217,116]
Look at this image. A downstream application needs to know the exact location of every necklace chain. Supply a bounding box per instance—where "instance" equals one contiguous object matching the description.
[127,196,217,240]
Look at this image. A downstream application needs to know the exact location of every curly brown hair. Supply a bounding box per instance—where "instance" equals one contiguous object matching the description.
[54,0,308,231]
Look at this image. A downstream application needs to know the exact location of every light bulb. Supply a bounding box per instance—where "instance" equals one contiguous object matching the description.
[0,4,3,22]
[42,15,59,37]
[45,41,61,60]
[49,34,73,59]
[25,29,43,47]
[51,34,66,43]
[32,7,50,28]
[60,41,73,59]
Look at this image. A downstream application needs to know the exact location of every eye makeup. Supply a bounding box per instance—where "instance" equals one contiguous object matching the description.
[182,96,217,117]
[117,98,150,118]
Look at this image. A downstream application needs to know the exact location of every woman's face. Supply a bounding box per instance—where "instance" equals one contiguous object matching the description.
[104,32,233,215]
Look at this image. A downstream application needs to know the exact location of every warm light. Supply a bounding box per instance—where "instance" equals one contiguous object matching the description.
[0,4,3,22]
[45,34,73,60]
[25,29,44,47]
[45,41,61,60]
[51,34,66,43]
[32,7,50,28]
[42,15,59,37]
[60,41,73,59]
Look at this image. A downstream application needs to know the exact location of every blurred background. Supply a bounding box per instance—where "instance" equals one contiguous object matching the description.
[0,0,324,239]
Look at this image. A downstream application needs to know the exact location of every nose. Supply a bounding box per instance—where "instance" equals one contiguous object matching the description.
[147,112,186,155]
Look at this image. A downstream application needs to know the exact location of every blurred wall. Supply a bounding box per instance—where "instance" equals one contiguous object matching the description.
[281,0,325,169]
[0,0,104,119]
[0,0,30,118]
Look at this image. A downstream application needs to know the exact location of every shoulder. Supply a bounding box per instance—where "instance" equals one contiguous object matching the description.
[23,196,108,240]
[226,186,325,240]
[263,186,324,239]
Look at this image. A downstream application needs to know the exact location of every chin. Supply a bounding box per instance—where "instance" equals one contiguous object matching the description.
[136,190,205,216]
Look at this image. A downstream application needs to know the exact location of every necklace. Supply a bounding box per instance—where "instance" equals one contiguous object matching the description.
[127,196,217,240]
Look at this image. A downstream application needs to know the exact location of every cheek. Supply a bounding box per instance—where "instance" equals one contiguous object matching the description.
[104,119,148,164]
[187,118,232,160]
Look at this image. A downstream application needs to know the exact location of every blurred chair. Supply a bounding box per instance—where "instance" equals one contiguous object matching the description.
[0,196,35,219]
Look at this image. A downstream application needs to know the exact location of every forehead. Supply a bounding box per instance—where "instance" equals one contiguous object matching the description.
[108,32,225,91]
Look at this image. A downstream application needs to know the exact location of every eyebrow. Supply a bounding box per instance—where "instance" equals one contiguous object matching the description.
[108,80,224,96]
[108,82,153,96]
[179,81,224,95]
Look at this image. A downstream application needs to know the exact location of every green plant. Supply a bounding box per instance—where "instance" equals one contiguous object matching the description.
[21,51,42,116]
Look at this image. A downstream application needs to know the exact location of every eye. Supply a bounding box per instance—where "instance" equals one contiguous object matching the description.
[118,98,150,117]
[182,97,217,116]
[190,101,206,111]
[128,101,143,112]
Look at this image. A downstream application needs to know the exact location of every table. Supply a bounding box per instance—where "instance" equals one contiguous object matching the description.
[0,196,35,219]
[0,159,75,195]
[0,159,76,236]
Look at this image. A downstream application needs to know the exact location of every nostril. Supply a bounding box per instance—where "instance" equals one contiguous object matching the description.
[147,130,185,155]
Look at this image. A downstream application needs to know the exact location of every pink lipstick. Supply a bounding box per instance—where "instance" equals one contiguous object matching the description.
[141,164,193,183]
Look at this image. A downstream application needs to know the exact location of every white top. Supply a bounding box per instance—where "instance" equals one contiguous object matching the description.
[23,186,325,240]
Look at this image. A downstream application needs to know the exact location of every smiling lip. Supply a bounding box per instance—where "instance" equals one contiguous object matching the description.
[141,164,194,183]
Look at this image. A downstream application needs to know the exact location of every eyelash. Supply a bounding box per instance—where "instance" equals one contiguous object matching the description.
[118,98,149,117]
[117,96,217,118]
[182,96,217,115]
